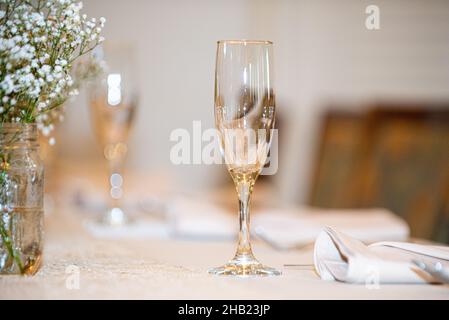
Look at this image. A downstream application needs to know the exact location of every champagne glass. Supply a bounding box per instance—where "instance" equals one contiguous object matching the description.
[209,40,280,276]
[88,43,138,226]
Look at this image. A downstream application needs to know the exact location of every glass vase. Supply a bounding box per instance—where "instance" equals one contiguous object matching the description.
[0,123,44,275]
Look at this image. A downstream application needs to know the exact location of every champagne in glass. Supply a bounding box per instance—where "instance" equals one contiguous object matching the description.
[209,40,280,276]
[88,44,138,226]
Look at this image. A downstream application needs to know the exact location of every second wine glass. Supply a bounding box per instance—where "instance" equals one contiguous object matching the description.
[88,43,138,226]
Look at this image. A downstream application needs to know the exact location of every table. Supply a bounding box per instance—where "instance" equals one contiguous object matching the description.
[1,203,448,300]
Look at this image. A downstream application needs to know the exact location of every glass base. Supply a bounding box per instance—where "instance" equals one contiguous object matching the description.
[100,207,129,226]
[209,258,281,276]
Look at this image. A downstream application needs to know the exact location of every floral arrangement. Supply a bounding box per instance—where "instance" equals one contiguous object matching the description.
[0,0,105,275]
[0,0,105,137]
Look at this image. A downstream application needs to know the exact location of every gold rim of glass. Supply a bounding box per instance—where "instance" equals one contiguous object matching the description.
[217,40,273,45]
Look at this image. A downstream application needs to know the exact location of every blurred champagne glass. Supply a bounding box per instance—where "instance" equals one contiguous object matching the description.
[209,40,280,276]
[88,43,138,226]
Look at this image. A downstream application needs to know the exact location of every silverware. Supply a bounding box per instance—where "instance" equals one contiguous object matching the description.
[254,226,314,251]
[283,264,315,269]
[412,260,449,284]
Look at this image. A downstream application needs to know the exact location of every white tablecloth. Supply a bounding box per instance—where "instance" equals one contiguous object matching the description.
[1,204,448,300]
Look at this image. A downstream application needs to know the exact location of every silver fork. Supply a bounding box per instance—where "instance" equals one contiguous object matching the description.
[412,260,449,284]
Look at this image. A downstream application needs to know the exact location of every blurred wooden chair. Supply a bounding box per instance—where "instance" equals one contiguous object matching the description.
[309,110,365,208]
[309,105,449,242]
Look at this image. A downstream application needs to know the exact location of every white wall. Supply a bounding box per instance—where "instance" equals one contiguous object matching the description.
[58,0,449,204]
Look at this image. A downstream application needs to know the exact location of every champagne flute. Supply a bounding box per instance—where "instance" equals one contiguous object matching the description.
[209,40,280,276]
[88,43,138,226]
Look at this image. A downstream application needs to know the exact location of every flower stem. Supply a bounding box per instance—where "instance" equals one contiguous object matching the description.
[0,218,25,274]
[0,165,25,275]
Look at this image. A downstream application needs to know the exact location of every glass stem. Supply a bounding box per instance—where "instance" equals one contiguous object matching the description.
[108,159,123,209]
[234,180,256,262]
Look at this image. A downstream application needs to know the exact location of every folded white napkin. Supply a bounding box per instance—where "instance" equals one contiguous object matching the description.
[254,208,410,246]
[170,198,235,240]
[314,227,449,284]
[171,198,410,245]
[84,219,170,239]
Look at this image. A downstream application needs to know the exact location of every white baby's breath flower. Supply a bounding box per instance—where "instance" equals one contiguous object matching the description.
[41,126,51,136]
[69,88,79,96]
[0,0,106,131]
